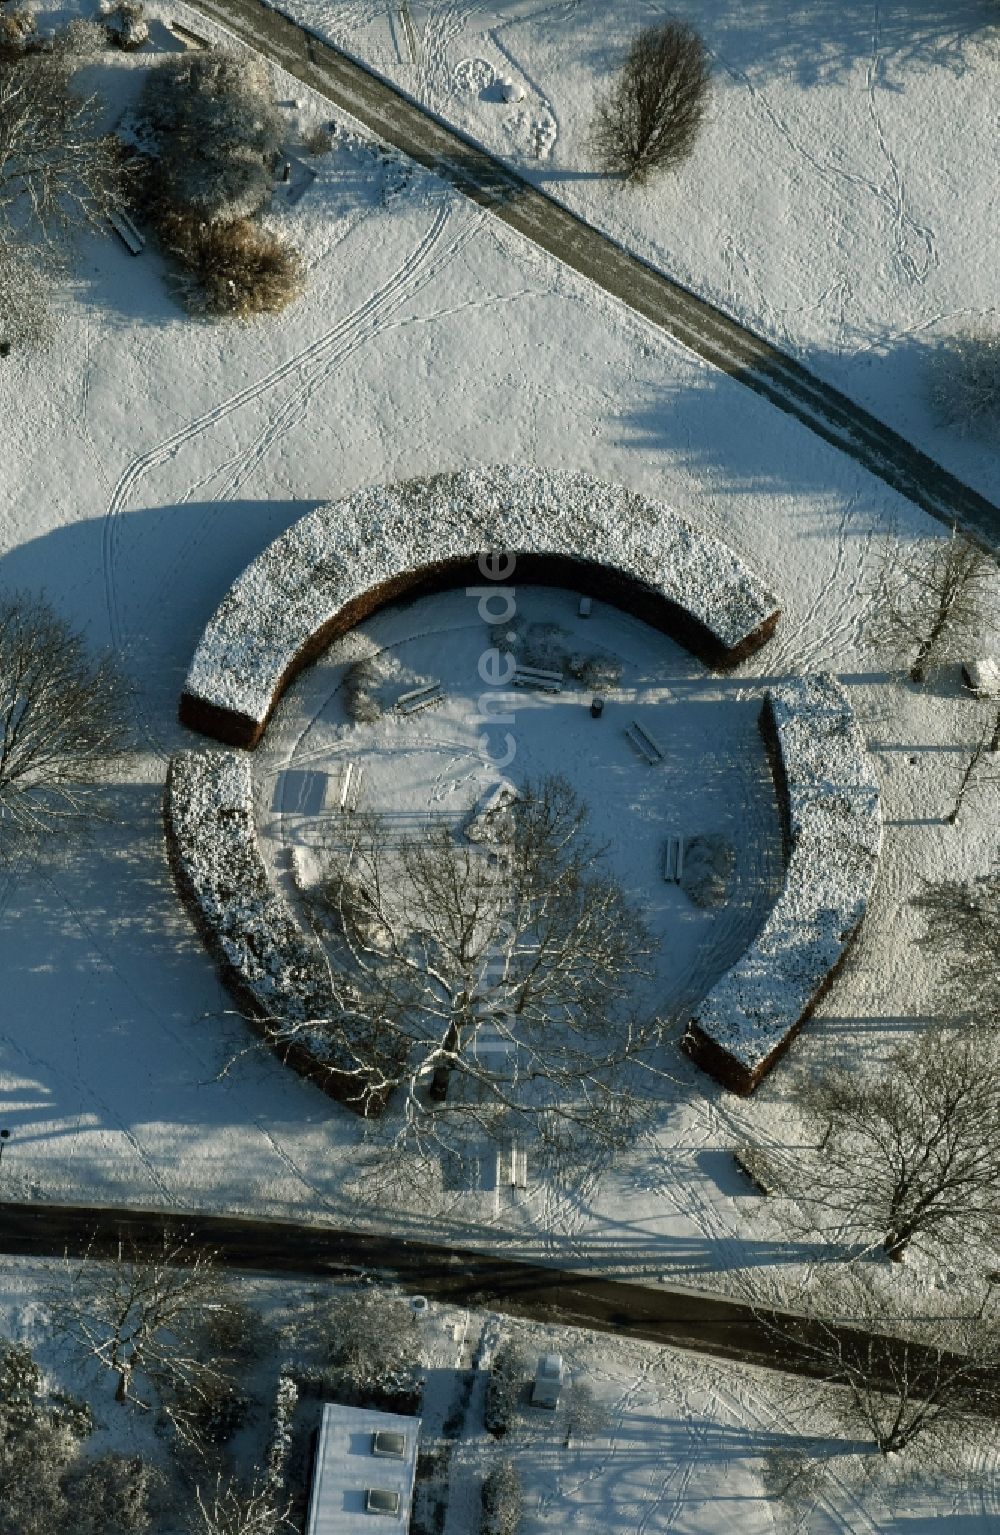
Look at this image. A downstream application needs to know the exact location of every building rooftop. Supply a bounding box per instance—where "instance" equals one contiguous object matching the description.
[305,1404,421,1535]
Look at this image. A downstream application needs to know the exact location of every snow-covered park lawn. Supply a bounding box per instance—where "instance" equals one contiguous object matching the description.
[279,0,1000,502]
[1,0,999,1525]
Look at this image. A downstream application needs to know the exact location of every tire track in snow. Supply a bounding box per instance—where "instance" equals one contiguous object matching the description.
[101,195,460,751]
[138,198,486,640]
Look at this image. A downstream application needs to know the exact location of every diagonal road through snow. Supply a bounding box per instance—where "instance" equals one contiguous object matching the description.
[185,0,999,545]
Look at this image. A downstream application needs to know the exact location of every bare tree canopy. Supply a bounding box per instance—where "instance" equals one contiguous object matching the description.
[867,527,997,683]
[791,1027,1000,1262]
[55,1229,235,1419]
[0,53,124,245]
[591,20,710,184]
[748,1265,1000,1456]
[912,869,999,1024]
[0,591,131,856]
[305,774,660,1175]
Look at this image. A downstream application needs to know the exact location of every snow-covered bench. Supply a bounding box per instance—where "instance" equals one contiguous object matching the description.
[682,674,882,1095]
[164,749,386,1114]
[179,467,781,748]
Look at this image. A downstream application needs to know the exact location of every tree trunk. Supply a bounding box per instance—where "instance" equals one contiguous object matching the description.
[429,1018,462,1102]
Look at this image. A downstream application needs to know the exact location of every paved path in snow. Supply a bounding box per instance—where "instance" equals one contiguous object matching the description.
[185,0,1000,545]
[0,1199,983,1397]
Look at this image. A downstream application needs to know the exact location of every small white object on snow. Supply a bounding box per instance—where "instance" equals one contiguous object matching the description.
[499,77,525,103]
[579,596,592,617]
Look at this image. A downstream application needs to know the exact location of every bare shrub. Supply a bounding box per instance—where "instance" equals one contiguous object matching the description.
[680,833,735,908]
[188,1475,292,1535]
[928,328,1000,438]
[591,20,710,183]
[303,124,332,156]
[0,240,51,350]
[161,213,303,318]
[298,1282,422,1403]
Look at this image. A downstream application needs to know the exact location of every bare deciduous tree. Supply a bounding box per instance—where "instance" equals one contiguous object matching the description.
[945,723,997,825]
[56,1229,234,1418]
[304,775,660,1175]
[0,591,131,857]
[790,1028,1000,1262]
[188,1476,292,1535]
[591,20,710,184]
[748,1266,1000,1457]
[867,527,996,683]
[0,54,125,246]
[912,868,999,1024]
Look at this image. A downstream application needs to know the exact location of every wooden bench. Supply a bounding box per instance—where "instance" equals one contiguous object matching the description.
[108,209,145,256]
[626,719,665,764]
[333,761,362,813]
[513,663,563,693]
[168,18,209,48]
[396,681,442,715]
[662,835,684,883]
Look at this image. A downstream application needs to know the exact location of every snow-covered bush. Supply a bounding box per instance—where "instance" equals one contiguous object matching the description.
[685,675,882,1093]
[66,1452,161,1535]
[484,1341,525,1438]
[343,652,402,722]
[481,1460,523,1535]
[0,8,36,57]
[141,50,283,223]
[928,327,1000,438]
[161,213,303,318]
[105,1,148,51]
[306,1283,422,1405]
[264,1374,298,1493]
[47,17,108,57]
[681,833,735,909]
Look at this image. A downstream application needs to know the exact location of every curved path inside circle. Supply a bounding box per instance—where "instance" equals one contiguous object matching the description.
[186,0,999,545]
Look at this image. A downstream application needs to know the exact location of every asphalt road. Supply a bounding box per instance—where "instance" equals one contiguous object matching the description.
[185,0,1000,546]
[0,1199,981,1398]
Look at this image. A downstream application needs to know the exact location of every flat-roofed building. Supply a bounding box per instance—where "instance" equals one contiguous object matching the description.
[305,1404,420,1535]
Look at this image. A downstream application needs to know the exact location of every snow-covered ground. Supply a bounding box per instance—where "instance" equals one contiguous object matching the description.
[3,1253,997,1534]
[276,0,1000,505]
[1,3,999,1524]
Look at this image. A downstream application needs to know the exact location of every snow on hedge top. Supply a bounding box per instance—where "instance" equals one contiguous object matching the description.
[166,749,339,1044]
[184,466,779,723]
[692,674,882,1073]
